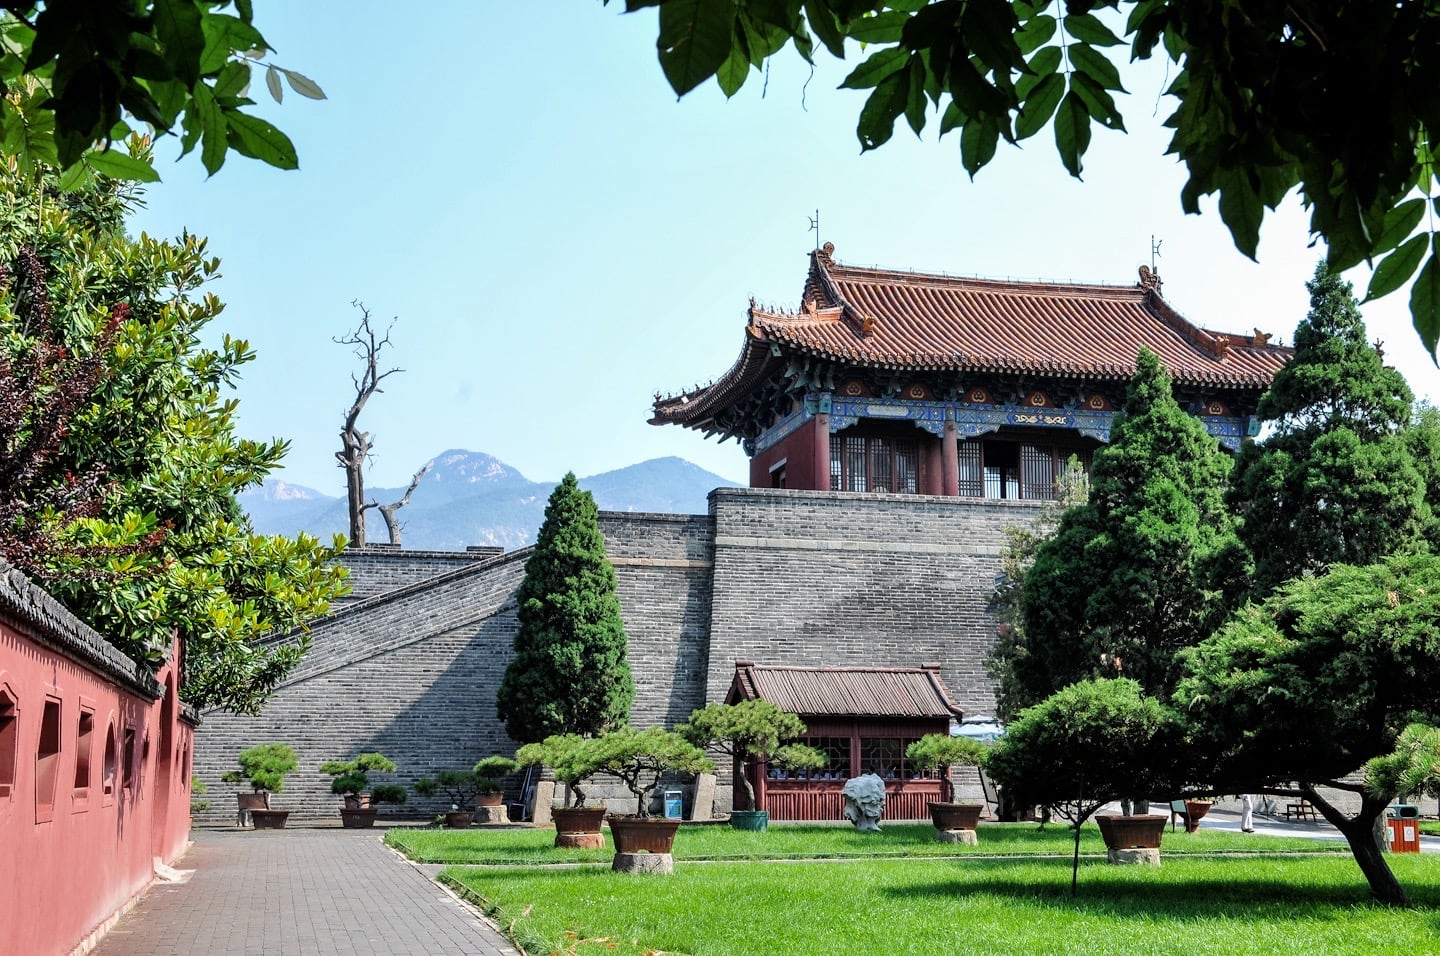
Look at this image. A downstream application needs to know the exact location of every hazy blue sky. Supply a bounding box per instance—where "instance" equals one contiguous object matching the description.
[131,2,1440,496]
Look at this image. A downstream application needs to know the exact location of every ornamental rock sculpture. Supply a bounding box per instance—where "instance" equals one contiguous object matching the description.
[842,773,886,832]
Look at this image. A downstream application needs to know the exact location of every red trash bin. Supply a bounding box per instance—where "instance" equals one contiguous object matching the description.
[1386,817,1421,853]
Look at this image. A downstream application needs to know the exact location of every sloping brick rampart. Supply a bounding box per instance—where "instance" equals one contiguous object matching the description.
[194,492,1030,821]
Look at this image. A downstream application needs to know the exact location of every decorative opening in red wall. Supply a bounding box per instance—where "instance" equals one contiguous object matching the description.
[0,686,17,798]
[73,707,94,807]
[36,697,61,822]
[122,726,136,793]
[101,723,117,804]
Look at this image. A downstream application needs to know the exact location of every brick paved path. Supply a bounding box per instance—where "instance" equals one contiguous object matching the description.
[90,826,518,956]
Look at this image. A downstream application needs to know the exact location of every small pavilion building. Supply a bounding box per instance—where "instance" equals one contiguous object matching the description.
[726,661,964,822]
[652,244,1293,497]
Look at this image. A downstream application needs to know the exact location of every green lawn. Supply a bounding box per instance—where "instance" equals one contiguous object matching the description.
[440,855,1440,955]
[385,823,1437,953]
[385,821,1340,865]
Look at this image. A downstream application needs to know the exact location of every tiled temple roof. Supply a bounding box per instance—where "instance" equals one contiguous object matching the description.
[653,245,1292,427]
[727,661,963,719]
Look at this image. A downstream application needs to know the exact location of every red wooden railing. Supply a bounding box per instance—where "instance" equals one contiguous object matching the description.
[764,779,941,822]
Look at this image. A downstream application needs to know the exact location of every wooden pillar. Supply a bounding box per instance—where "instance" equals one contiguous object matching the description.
[924,438,943,495]
[813,412,831,491]
[941,419,959,496]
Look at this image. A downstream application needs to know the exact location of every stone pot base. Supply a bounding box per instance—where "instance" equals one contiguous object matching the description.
[556,832,606,849]
[474,805,510,825]
[613,852,674,874]
[1108,847,1161,865]
[935,828,979,845]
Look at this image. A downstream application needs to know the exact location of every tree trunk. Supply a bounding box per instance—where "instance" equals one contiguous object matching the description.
[1307,787,1408,906]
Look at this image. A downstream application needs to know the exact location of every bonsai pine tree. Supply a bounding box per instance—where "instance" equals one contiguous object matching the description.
[318,752,406,807]
[678,700,825,811]
[1230,261,1424,597]
[473,756,521,795]
[590,727,715,818]
[496,472,634,743]
[221,743,298,795]
[905,734,989,803]
[516,734,606,808]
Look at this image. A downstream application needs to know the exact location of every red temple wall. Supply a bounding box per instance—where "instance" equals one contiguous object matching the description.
[0,621,193,956]
[750,417,826,491]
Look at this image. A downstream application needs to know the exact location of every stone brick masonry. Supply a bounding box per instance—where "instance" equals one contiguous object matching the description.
[194,490,1038,822]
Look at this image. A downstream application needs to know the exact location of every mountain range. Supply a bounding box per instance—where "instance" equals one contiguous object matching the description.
[239,450,741,551]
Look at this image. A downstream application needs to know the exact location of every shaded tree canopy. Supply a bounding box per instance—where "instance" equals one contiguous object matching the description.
[1231,262,1427,597]
[0,155,348,713]
[0,1,324,180]
[1003,348,1238,709]
[611,0,1440,354]
[1175,552,1440,906]
[496,472,634,743]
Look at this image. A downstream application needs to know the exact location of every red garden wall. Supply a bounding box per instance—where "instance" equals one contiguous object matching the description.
[0,563,195,956]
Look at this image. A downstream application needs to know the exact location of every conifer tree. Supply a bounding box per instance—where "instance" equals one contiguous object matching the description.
[1009,349,1239,706]
[1230,261,1424,596]
[496,473,633,743]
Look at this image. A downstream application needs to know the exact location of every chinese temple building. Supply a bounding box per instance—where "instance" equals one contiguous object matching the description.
[652,244,1293,499]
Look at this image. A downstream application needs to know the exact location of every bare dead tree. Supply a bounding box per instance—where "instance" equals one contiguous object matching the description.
[335,301,403,548]
[371,462,431,547]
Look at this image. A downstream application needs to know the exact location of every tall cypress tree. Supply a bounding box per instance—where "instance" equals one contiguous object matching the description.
[1011,349,1240,705]
[496,473,634,743]
[1230,261,1423,596]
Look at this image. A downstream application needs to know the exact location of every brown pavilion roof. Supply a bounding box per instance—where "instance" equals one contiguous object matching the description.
[653,246,1292,428]
[726,661,963,720]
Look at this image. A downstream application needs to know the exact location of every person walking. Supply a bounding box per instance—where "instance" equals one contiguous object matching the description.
[1241,793,1256,833]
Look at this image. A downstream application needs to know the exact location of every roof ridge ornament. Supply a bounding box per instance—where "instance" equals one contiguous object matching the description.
[1138,264,1162,292]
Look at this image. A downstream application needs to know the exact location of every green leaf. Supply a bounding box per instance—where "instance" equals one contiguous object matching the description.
[211,62,250,101]
[266,65,282,103]
[804,0,845,58]
[1069,71,1124,130]
[1372,198,1426,258]
[960,117,999,176]
[904,56,928,135]
[192,83,227,175]
[1014,15,1057,55]
[1409,241,1440,358]
[841,47,908,90]
[85,148,161,183]
[715,37,749,97]
[281,69,326,101]
[657,0,737,97]
[153,0,207,86]
[199,13,265,75]
[962,0,1025,74]
[1366,233,1428,302]
[1063,13,1123,47]
[1015,72,1064,140]
[223,110,298,169]
[1067,42,1125,92]
[1054,89,1089,178]
[939,101,967,136]
[857,70,909,151]
[1217,171,1263,261]
[849,11,909,44]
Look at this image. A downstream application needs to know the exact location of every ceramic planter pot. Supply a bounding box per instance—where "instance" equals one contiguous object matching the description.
[608,816,681,854]
[1183,800,1213,832]
[729,809,769,831]
[250,808,290,830]
[928,802,983,831]
[444,811,473,829]
[552,806,606,834]
[477,791,504,808]
[1095,814,1167,850]
[340,807,378,828]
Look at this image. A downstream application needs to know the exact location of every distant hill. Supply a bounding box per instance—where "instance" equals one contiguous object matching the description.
[240,451,741,550]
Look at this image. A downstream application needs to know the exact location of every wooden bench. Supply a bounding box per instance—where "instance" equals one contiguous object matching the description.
[1284,800,1319,821]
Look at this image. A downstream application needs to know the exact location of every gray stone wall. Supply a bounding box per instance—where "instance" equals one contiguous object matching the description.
[704,487,1039,717]
[195,550,528,822]
[195,492,1033,821]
